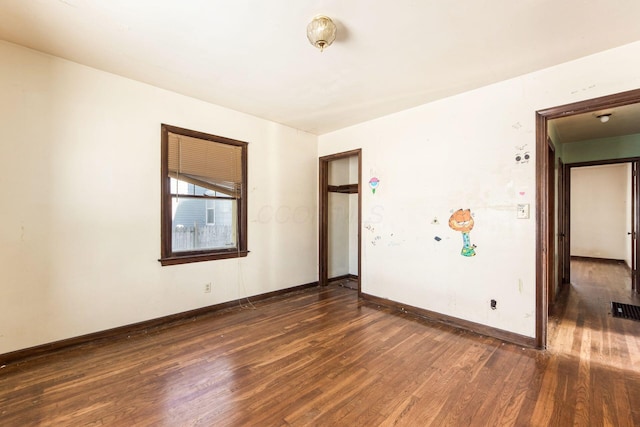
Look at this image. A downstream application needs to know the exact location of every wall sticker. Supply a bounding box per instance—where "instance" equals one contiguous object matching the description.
[369,177,380,194]
[515,145,530,164]
[448,208,477,257]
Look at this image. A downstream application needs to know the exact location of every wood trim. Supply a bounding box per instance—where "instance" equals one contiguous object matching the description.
[535,88,640,350]
[320,149,362,162]
[562,159,571,285]
[357,152,362,297]
[319,149,362,291]
[360,293,536,348]
[566,159,640,292]
[240,143,248,254]
[328,184,359,194]
[160,124,249,266]
[634,161,639,293]
[159,250,249,266]
[319,158,329,286]
[161,124,171,259]
[328,274,359,282]
[570,256,627,264]
[535,112,548,349]
[536,88,640,119]
[547,139,556,311]
[557,157,566,288]
[0,281,319,366]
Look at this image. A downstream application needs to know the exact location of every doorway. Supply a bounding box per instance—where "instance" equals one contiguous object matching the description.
[536,88,640,349]
[568,162,634,270]
[319,149,362,292]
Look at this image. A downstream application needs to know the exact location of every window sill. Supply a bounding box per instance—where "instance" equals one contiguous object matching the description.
[159,250,249,266]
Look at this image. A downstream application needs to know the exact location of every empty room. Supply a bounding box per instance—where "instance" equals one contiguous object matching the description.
[2,1,640,425]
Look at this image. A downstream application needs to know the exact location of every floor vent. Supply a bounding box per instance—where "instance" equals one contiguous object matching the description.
[611,302,640,321]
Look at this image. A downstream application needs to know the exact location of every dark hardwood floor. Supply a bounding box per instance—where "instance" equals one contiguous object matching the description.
[1,264,639,426]
[542,258,640,426]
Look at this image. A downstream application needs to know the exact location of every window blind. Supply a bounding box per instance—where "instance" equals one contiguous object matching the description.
[168,132,243,198]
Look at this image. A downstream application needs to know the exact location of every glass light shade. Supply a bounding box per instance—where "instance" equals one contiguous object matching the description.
[307,16,337,52]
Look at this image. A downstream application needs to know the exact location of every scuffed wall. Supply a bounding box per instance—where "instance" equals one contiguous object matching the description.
[319,41,640,337]
[0,41,318,354]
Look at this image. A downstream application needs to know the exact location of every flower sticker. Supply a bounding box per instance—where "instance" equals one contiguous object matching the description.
[369,177,379,194]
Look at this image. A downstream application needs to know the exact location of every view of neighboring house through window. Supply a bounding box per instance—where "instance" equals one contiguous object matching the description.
[205,199,216,225]
[170,181,233,250]
[160,124,248,266]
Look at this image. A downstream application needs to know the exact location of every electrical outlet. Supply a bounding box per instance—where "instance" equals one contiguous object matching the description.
[490,299,497,310]
[204,283,212,293]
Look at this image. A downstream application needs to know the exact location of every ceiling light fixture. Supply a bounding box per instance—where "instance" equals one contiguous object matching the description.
[597,113,612,123]
[307,15,337,52]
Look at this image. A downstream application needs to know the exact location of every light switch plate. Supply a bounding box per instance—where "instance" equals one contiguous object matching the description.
[517,204,530,219]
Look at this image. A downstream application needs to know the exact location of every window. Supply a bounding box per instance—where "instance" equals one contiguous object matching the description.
[206,199,216,225]
[160,124,248,266]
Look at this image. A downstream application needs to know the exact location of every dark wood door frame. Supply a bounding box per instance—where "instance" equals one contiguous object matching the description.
[547,140,556,312]
[557,158,568,288]
[564,159,640,291]
[536,88,640,349]
[634,162,639,293]
[319,149,362,292]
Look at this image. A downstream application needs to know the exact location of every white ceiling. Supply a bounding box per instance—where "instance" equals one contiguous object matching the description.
[2,1,640,135]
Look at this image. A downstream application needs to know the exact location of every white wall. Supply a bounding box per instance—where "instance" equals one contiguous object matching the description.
[319,41,640,338]
[562,133,640,164]
[0,41,318,354]
[571,164,631,261]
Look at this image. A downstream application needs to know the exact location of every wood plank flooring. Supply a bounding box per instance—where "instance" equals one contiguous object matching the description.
[540,259,640,426]
[1,261,639,426]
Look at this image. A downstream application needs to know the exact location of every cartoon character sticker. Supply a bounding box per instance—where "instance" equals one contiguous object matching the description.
[515,145,530,164]
[448,208,476,257]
